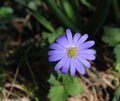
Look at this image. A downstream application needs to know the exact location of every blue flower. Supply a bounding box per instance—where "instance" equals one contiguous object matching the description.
[48,29,96,76]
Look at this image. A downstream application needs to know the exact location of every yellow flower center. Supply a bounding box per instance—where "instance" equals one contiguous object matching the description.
[67,47,78,57]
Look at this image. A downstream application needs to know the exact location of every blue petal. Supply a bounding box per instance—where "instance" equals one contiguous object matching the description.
[61,58,70,74]
[80,54,96,60]
[55,35,68,47]
[48,53,66,62]
[70,58,76,76]
[49,43,65,50]
[54,55,68,71]
[77,56,91,68]
[66,29,73,45]
[73,33,81,45]
[79,41,95,49]
[78,49,96,55]
[48,50,65,56]
[75,58,85,74]
[76,34,88,46]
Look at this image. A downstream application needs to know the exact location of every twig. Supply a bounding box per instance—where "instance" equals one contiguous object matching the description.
[6,67,19,98]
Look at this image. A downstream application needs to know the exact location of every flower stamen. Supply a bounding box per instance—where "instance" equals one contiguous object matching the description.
[67,47,78,57]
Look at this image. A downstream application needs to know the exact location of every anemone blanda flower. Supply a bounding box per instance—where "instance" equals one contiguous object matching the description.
[48,29,96,76]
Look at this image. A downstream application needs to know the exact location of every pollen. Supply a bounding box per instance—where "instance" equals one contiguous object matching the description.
[67,47,78,57]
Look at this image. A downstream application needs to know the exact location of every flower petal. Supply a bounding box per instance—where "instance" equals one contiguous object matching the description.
[49,43,65,50]
[75,58,85,74]
[77,56,91,68]
[48,53,66,62]
[70,58,76,76]
[55,35,68,47]
[80,41,95,49]
[73,33,81,45]
[78,49,96,55]
[61,58,70,74]
[66,29,73,45]
[80,54,96,60]
[76,34,88,46]
[48,50,65,56]
[54,55,68,71]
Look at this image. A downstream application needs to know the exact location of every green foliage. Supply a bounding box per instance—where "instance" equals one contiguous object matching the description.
[48,74,68,101]
[102,26,120,46]
[114,45,120,62]
[48,73,83,101]
[59,0,78,26]
[44,0,112,36]
[114,45,120,71]
[102,26,120,71]
[48,74,61,86]
[42,27,64,43]
[0,6,13,19]
[44,0,81,32]
[63,74,83,96]
[16,0,113,36]
[112,86,120,101]
[48,86,68,101]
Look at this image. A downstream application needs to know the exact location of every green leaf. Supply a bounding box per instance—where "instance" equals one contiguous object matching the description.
[48,72,83,101]
[114,44,120,71]
[48,74,61,86]
[112,86,120,101]
[63,74,83,96]
[42,32,56,43]
[0,6,13,18]
[48,86,68,101]
[102,26,120,46]
[42,27,64,43]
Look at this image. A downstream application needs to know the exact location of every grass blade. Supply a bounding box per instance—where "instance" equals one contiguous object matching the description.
[28,9,55,32]
[44,0,81,32]
[15,0,55,32]
[86,0,112,35]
